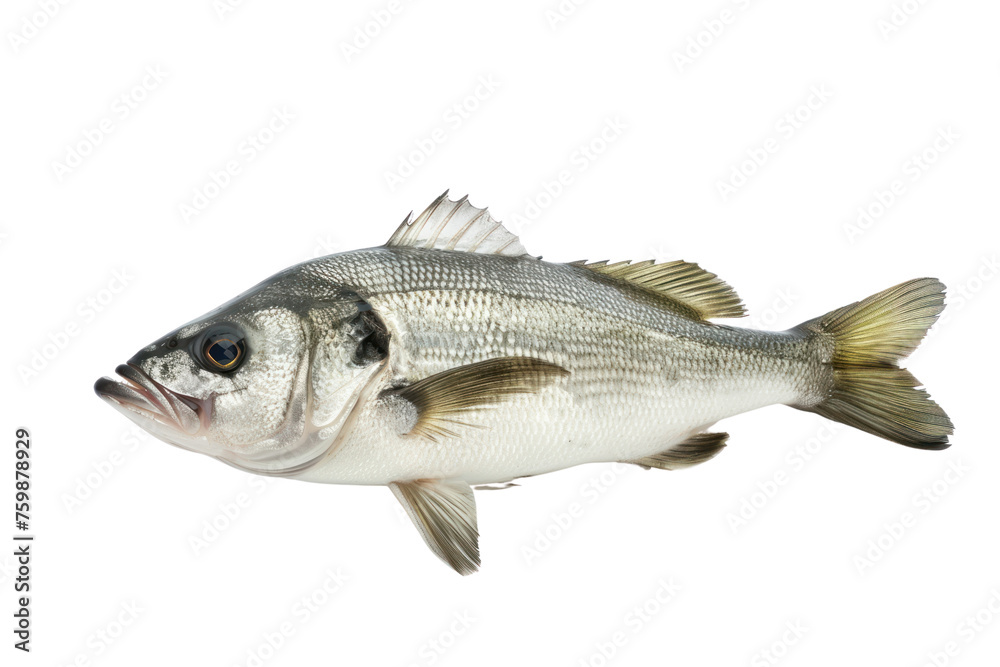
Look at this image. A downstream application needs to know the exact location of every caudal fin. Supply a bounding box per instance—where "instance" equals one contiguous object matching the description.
[795,278,953,450]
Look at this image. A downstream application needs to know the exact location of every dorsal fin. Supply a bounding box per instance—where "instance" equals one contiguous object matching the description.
[570,259,747,320]
[385,190,528,256]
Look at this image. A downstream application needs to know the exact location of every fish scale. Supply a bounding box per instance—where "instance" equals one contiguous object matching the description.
[297,249,816,486]
[95,192,953,574]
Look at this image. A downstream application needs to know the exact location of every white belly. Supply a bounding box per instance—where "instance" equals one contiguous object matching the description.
[296,373,800,486]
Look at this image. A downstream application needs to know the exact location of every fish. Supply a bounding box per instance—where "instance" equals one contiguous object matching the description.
[94,191,954,575]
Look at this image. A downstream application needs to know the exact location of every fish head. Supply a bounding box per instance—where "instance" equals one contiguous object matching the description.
[94,268,388,475]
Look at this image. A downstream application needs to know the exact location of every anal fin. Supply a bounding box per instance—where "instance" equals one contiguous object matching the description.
[625,432,729,470]
[389,479,480,575]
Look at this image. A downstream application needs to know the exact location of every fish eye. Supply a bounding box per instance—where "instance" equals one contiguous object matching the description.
[195,326,247,373]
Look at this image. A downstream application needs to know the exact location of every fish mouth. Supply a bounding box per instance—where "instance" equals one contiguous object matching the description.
[94,363,211,437]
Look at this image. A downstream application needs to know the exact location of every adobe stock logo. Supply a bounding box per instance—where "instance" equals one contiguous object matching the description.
[671,0,756,73]
[178,107,295,223]
[339,0,417,63]
[842,126,959,244]
[853,460,969,575]
[715,85,833,202]
[51,66,168,182]
[577,578,681,667]
[383,76,501,192]
[7,0,73,53]
[17,269,134,385]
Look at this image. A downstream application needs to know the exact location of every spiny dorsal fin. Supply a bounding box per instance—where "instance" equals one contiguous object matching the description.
[391,357,570,441]
[570,259,747,321]
[625,432,729,470]
[389,479,480,575]
[386,190,528,256]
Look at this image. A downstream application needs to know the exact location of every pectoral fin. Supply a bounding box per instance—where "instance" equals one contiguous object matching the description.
[391,356,569,441]
[626,432,729,470]
[389,479,480,576]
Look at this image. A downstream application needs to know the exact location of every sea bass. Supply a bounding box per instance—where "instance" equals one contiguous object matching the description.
[95,192,953,574]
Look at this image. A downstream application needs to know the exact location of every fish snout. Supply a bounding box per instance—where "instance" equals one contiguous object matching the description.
[94,363,210,436]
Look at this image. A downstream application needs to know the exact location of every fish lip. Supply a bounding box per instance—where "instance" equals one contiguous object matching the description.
[94,363,212,436]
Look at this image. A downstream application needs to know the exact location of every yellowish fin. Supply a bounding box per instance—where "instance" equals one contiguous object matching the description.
[794,278,953,449]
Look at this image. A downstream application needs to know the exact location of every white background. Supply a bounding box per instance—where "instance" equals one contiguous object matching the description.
[2,0,998,665]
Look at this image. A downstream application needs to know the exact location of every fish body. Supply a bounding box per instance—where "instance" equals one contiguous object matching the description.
[296,245,819,486]
[96,192,953,574]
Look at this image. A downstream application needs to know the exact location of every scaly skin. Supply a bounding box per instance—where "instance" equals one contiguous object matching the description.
[95,194,949,574]
[293,246,829,486]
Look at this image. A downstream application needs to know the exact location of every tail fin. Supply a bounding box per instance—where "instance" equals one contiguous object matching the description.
[795,278,953,449]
